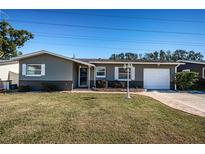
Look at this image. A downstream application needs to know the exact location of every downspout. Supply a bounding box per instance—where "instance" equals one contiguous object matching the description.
[174,64,180,91]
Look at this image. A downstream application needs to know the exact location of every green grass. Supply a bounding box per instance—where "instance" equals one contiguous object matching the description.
[0,92,204,144]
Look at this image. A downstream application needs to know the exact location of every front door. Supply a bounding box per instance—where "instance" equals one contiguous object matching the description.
[79,67,88,87]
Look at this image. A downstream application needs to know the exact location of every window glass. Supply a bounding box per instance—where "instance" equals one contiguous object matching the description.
[96,67,106,77]
[182,69,190,72]
[27,65,42,75]
[118,67,131,80]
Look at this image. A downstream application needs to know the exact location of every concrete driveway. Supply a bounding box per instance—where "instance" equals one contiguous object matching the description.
[141,91,205,117]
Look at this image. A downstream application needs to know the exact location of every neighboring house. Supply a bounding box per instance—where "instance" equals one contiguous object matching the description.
[0,50,182,91]
[177,60,205,89]
[0,60,19,89]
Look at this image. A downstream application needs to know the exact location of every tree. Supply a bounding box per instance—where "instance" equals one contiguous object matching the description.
[187,51,203,61]
[165,50,172,61]
[0,20,34,60]
[159,50,166,61]
[144,52,155,60]
[171,50,188,61]
[153,51,159,60]
[109,52,138,60]
[109,50,204,61]
[125,52,138,60]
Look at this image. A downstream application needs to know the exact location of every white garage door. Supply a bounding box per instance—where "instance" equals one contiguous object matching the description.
[144,68,170,90]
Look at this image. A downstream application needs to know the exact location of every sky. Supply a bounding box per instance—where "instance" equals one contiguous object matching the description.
[1,9,205,59]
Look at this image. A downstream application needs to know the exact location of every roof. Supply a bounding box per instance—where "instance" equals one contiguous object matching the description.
[177,60,205,65]
[0,60,18,65]
[78,58,183,65]
[11,50,95,67]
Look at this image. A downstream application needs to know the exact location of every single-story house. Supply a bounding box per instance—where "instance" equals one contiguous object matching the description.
[0,60,19,90]
[177,60,205,89]
[0,50,183,91]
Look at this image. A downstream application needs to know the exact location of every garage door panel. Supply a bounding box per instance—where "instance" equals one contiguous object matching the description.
[143,69,170,89]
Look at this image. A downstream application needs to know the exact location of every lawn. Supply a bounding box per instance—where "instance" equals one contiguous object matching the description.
[0,92,204,144]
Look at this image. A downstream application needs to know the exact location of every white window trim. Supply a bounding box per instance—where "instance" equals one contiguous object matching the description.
[202,67,205,79]
[26,64,43,77]
[96,67,106,78]
[182,69,190,72]
[116,67,132,81]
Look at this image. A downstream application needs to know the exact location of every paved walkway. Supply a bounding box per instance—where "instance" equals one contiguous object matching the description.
[140,91,205,117]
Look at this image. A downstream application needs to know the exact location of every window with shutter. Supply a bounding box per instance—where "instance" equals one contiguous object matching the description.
[115,67,135,81]
[25,64,45,76]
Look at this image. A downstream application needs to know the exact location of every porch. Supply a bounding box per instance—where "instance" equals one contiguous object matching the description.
[73,63,96,89]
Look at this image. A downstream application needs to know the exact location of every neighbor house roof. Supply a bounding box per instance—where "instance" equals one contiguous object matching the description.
[11,50,95,67]
[0,60,19,65]
[177,60,205,65]
[78,58,183,65]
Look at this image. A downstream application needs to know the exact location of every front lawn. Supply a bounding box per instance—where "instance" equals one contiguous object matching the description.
[0,92,204,143]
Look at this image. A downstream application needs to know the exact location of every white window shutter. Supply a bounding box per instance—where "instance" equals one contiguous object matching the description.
[22,64,26,76]
[131,67,135,80]
[41,64,45,76]
[114,67,118,80]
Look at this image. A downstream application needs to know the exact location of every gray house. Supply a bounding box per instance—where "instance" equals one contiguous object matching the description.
[1,50,182,91]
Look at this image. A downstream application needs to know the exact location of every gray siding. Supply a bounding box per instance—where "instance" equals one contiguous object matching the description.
[95,64,176,82]
[95,64,176,89]
[19,54,74,81]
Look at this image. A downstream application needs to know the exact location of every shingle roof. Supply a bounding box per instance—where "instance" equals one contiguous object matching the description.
[11,50,95,67]
[177,60,205,65]
[77,58,182,65]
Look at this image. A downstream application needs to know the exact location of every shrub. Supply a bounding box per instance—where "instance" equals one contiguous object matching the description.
[18,86,31,92]
[96,80,107,88]
[176,72,199,90]
[41,83,59,92]
[111,81,125,88]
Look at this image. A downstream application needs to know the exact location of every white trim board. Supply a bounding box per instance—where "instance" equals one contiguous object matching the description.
[202,67,205,79]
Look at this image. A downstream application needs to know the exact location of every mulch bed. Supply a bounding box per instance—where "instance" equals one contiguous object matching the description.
[92,88,146,92]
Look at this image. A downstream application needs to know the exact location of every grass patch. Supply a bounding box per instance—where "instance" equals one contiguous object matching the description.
[0,92,204,143]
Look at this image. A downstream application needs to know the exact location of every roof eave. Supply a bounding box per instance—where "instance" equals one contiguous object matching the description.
[89,61,184,65]
[177,60,205,65]
[11,50,95,67]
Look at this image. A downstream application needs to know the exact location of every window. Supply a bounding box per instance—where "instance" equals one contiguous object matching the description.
[182,69,190,72]
[27,64,42,76]
[118,67,131,80]
[115,66,135,81]
[203,68,205,79]
[96,67,106,78]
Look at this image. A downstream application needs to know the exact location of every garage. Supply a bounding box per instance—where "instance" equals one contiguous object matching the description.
[143,68,170,90]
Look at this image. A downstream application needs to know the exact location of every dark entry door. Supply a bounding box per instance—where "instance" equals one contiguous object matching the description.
[79,67,88,87]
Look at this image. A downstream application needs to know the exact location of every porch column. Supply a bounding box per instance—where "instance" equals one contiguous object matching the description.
[93,66,96,87]
[88,66,90,89]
